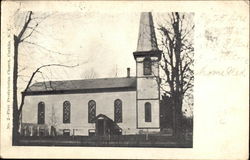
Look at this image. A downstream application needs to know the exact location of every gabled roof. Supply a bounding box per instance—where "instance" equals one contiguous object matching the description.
[94,114,114,122]
[94,114,122,130]
[26,77,136,94]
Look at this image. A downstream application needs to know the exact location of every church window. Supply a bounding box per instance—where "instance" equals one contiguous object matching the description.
[63,101,71,123]
[88,100,96,123]
[114,99,122,123]
[145,102,152,122]
[143,57,152,75]
[38,102,45,124]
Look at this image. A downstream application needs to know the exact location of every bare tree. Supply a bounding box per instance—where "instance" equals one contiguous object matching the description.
[81,68,98,79]
[13,11,40,144]
[12,11,78,144]
[50,105,57,127]
[156,12,194,138]
[48,105,58,136]
[110,65,119,77]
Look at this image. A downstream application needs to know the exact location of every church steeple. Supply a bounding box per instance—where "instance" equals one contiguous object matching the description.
[133,12,161,59]
[133,13,161,130]
[136,12,158,52]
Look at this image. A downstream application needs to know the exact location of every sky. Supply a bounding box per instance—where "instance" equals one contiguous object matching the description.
[16,12,140,85]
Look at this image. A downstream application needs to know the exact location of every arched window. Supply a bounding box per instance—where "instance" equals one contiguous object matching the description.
[143,57,152,75]
[63,101,71,123]
[145,102,152,122]
[88,100,96,123]
[114,99,122,123]
[38,102,45,124]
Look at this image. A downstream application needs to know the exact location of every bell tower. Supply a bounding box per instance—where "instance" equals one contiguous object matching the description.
[133,12,161,130]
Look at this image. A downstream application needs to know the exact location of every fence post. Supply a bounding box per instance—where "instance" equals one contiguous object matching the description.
[146,129,149,141]
[107,129,110,145]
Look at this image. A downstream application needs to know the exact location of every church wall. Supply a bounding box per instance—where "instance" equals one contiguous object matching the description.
[21,91,137,136]
[137,77,159,99]
[137,100,160,128]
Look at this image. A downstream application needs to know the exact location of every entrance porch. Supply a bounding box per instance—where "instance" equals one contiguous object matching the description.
[94,114,122,136]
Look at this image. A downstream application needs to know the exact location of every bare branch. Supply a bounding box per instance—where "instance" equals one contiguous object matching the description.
[183,83,193,95]
[81,68,98,79]
[13,2,22,17]
[20,23,38,42]
[26,26,45,37]
[22,41,70,55]
[17,11,33,41]
[17,63,79,116]
[18,66,27,73]
[20,13,54,42]
[181,24,194,41]
[37,71,51,90]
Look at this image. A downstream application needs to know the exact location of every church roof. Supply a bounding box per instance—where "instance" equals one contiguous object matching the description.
[26,77,136,95]
[136,12,159,52]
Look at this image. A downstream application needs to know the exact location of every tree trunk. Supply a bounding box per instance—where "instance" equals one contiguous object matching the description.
[13,35,19,145]
[175,102,183,139]
[171,91,183,139]
[173,12,184,141]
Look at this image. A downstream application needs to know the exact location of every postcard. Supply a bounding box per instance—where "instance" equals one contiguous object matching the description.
[0,1,248,159]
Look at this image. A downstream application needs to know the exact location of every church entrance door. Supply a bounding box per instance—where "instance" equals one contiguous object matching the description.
[96,119,105,136]
[94,114,122,136]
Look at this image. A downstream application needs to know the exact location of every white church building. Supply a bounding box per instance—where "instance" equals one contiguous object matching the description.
[20,12,163,136]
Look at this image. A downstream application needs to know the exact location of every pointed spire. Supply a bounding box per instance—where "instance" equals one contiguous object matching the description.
[136,12,159,52]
